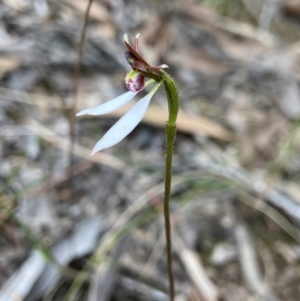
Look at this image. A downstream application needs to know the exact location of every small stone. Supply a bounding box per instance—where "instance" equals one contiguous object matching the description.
[210,243,237,266]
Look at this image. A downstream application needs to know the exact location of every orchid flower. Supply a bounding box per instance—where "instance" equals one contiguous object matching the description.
[76,32,180,300]
[77,33,167,155]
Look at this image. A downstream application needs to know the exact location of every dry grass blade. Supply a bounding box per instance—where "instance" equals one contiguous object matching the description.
[138,230,165,281]
[234,223,281,301]
[240,192,300,244]
[173,232,219,301]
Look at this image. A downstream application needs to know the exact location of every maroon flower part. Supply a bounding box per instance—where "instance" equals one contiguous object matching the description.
[125,70,145,92]
[124,33,168,75]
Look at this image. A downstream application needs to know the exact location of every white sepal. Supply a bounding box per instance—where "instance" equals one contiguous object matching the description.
[91,84,160,155]
[76,91,138,116]
[123,33,129,44]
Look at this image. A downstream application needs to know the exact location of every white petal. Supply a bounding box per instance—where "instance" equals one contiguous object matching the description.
[76,91,138,116]
[91,84,161,154]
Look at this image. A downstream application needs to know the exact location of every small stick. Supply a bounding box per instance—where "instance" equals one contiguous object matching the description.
[70,0,94,166]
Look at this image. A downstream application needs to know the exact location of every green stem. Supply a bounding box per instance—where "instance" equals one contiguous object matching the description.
[164,122,177,301]
[161,72,179,301]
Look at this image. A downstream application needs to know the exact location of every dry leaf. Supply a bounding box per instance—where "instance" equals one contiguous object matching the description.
[0,56,21,77]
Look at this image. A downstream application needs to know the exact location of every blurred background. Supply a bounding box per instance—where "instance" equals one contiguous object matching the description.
[1,0,300,300]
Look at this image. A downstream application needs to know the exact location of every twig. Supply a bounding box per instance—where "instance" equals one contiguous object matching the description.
[70,0,94,166]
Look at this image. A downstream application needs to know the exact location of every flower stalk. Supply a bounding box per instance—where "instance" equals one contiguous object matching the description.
[164,122,177,301]
[162,72,179,301]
